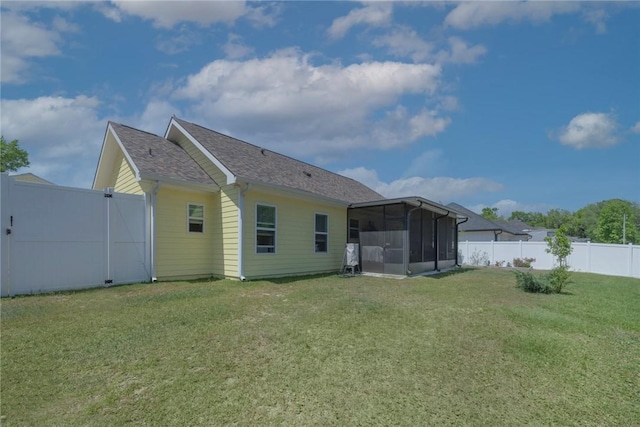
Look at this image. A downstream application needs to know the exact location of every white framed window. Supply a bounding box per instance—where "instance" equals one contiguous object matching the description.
[349,218,359,240]
[256,204,276,254]
[187,203,204,233]
[315,213,328,253]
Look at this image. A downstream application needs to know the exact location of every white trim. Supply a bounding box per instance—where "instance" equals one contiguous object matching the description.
[187,202,205,233]
[255,202,276,254]
[93,124,141,190]
[314,212,329,254]
[166,119,236,185]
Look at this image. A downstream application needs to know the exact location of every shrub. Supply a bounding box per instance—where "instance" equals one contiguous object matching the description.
[514,268,570,294]
[513,257,536,268]
[547,265,571,293]
[515,270,551,294]
[469,250,489,266]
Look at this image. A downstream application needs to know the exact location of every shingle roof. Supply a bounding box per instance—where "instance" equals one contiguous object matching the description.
[110,122,216,186]
[173,117,384,204]
[447,202,529,236]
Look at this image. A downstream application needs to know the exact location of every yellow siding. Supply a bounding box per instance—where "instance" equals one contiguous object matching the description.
[155,187,217,280]
[174,134,239,278]
[209,186,239,278]
[113,156,143,195]
[243,190,347,279]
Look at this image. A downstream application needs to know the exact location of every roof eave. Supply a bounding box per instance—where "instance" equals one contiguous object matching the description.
[140,173,219,193]
[350,196,461,217]
[166,118,237,185]
[237,177,352,207]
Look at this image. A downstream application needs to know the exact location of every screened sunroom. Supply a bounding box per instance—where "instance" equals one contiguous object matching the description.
[347,198,463,276]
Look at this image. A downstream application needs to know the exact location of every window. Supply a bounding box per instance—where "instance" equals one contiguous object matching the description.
[349,218,360,240]
[315,213,328,253]
[188,203,204,233]
[256,204,276,253]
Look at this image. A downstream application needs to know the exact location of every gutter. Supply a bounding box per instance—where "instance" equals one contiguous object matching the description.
[455,216,469,267]
[237,183,251,281]
[433,210,451,272]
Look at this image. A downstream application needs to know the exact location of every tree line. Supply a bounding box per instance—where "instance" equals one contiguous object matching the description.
[481,199,640,245]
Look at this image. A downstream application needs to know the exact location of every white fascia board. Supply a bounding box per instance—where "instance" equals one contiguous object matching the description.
[166,119,236,185]
[111,123,142,181]
[93,123,141,189]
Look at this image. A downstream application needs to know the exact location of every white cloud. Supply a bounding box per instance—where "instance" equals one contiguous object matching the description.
[172,49,447,160]
[222,34,254,60]
[132,100,180,136]
[339,167,503,203]
[328,3,393,39]
[372,26,433,62]
[0,96,106,187]
[555,112,619,149]
[437,37,487,64]
[105,0,248,28]
[631,121,640,134]
[403,150,444,178]
[444,1,580,30]
[582,9,608,34]
[0,11,62,83]
[156,31,201,55]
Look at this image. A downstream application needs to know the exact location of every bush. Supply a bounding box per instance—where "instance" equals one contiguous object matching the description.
[515,270,551,293]
[514,268,570,294]
[513,257,536,268]
[469,250,489,266]
[548,266,571,293]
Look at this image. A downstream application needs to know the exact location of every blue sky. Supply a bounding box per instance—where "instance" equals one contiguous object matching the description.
[1,1,638,216]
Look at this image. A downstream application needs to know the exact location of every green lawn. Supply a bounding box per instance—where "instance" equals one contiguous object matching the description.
[1,268,639,426]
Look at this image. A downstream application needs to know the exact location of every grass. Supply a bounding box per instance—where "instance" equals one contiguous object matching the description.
[1,268,639,425]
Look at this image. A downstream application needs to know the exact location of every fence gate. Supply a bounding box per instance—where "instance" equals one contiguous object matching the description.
[1,175,149,296]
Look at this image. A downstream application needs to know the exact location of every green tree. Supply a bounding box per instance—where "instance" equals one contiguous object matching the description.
[544,225,573,293]
[594,199,639,244]
[481,207,501,221]
[1,136,30,172]
[544,209,572,229]
[545,225,573,267]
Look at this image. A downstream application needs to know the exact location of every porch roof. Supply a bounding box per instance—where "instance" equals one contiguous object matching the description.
[349,197,466,218]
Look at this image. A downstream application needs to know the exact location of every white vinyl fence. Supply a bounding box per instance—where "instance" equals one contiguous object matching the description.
[459,240,640,279]
[1,174,150,296]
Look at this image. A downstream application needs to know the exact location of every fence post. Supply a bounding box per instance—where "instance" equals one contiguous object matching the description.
[519,240,523,259]
[491,240,495,265]
[629,243,634,278]
[587,241,591,273]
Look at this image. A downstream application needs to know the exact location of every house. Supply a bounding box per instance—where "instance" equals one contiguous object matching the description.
[93,117,461,280]
[12,173,55,185]
[447,202,531,242]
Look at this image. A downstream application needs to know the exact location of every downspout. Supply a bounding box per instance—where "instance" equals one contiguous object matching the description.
[433,210,450,272]
[494,229,503,242]
[150,181,160,282]
[237,183,251,281]
[455,217,469,267]
[406,202,423,275]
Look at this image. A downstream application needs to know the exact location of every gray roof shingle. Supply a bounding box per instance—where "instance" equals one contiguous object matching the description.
[110,122,216,186]
[447,202,529,236]
[173,117,384,204]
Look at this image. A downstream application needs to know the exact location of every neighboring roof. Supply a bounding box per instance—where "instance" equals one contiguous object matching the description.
[12,173,54,185]
[171,117,384,204]
[495,220,532,234]
[109,122,216,187]
[447,202,530,236]
[351,197,463,217]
